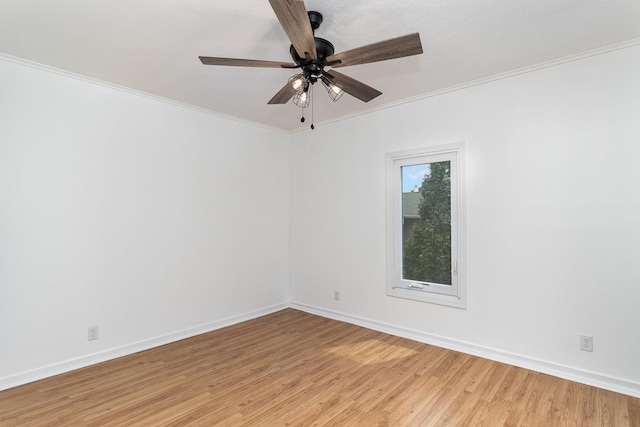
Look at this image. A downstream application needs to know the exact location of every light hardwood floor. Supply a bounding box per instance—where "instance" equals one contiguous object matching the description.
[1,309,638,426]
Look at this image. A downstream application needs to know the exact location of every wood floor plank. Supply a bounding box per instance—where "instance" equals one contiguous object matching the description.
[0,309,638,426]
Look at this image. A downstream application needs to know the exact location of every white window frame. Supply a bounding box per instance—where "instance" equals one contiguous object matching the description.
[386,143,467,309]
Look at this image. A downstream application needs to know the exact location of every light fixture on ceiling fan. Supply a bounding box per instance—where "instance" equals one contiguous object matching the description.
[289,72,344,108]
[199,0,423,129]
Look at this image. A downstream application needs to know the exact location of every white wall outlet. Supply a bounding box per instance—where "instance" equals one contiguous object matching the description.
[334,291,340,301]
[580,334,593,352]
[88,326,99,341]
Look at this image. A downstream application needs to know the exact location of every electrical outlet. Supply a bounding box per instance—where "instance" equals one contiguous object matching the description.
[88,326,99,341]
[580,335,593,352]
[334,291,340,301]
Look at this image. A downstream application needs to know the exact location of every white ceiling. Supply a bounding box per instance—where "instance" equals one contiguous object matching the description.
[1,0,639,132]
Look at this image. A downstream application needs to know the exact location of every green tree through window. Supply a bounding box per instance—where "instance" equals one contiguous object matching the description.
[402,161,452,285]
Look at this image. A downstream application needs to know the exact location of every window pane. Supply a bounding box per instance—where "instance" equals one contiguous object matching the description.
[401,161,452,285]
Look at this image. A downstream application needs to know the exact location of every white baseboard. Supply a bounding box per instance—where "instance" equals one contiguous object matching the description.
[4,301,638,398]
[289,302,640,398]
[0,303,288,392]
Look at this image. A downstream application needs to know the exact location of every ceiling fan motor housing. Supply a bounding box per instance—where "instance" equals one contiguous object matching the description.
[289,37,334,80]
[286,11,335,81]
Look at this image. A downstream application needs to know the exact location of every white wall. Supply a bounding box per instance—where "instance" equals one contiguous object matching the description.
[290,45,640,395]
[0,58,291,388]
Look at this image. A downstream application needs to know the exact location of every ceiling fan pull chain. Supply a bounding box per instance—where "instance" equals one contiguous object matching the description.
[310,84,315,130]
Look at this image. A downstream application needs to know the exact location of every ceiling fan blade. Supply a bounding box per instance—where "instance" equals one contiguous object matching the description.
[326,33,423,68]
[199,57,295,68]
[324,70,382,103]
[268,82,296,104]
[268,0,317,60]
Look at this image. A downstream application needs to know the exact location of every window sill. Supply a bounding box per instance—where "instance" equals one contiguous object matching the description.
[387,286,467,309]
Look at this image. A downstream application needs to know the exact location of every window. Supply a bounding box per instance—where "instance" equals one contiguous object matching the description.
[386,143,466,308]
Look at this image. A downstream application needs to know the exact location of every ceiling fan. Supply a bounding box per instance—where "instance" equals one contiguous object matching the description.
[199,0,423,127]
